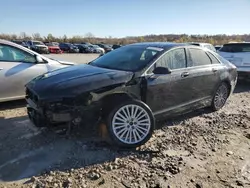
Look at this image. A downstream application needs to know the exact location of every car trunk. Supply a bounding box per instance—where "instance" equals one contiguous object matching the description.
[218,43,250,67]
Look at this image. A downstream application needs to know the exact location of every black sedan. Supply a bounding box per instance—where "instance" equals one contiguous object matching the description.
[25,42,237,148]
[59,43,79,53]
[75,44,93,53]
[96,43,113,53]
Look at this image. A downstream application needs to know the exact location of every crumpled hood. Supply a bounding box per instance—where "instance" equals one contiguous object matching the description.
[26,64,134,100]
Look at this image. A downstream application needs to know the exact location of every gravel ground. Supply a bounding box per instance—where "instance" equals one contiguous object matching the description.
[0,65,250,187]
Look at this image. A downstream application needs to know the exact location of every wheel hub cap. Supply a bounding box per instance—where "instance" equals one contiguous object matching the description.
[112,104,151,144]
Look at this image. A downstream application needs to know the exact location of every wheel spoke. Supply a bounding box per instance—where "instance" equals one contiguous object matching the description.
[137,126,149,132]
[120,129,128,138]
[116,127,127,135]
[125,106,130,119]
[114,122,126,126]
[125,130,130,142]
[133,106,139,119]
[138,123,150,127]
[135,109,144,119]
[117,113,127,122]
[114,116,127,123]
[134,129,142,140]
[132,129,138,142]
[137,114,147,121]
[135,126,146,135]
[131,105,135,119]
[129,130,132,143]
[114,124,126,130]
[121,108,129,119]
[138,119,150,124]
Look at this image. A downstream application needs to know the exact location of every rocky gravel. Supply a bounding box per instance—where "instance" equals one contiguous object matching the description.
[0,81,250,188]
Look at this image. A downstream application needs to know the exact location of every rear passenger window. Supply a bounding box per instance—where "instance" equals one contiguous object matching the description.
[188,48,212,67]
[207,52,220,64]
[219,43,250,53]
[155,48,186,70]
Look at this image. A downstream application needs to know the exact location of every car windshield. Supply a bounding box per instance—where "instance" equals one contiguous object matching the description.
[219,43,250,53]
[90,45,163,72]
[33,41,44,45]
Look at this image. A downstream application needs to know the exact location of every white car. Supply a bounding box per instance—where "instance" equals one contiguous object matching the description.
[188,42,217,53]
[89,45,105,54]
[218,42,250,78]
[0,39,75,102]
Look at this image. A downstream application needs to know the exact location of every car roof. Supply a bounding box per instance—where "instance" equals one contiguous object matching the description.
[127,42,188,49]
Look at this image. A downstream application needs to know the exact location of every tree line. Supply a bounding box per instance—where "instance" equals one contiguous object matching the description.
[1,32,250,45]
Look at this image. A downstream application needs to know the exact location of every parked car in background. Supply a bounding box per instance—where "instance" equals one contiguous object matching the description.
[215,45,222,51]
[88,45,105,54]
[45,42,63,54]
[0,39,75,102]
[95,43,113,53]
[81,42,92,45]
[25,42,237,148]
[112,44,122,49]
[12,40,30,49]
[59,43,79,53]
[188,42,216,52]
[75,44,94,53]
[218,42,250,79]
[26,40,49,54]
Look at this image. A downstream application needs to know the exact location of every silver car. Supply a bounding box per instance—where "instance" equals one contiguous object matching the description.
[0,39,75,102]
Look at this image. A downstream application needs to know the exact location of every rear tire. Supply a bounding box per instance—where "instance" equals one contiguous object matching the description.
[105,99,155,148]
[211,83,229,111]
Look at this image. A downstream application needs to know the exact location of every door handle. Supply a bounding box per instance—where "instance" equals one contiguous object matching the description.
[212,68,218,72]
[181,72,189,78]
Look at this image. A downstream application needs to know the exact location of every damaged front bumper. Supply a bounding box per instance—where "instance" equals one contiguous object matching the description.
[25,89,100,128]
[26,98,73,127]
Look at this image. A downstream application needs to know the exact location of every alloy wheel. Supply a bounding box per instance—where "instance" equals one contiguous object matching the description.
[214,84,228,109]
[111,104,151,144]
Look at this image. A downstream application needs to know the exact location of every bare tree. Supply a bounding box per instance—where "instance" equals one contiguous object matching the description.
[32,33,42,40]
[63,34,68,42]
[85,32,95,38]
[46,33,55,42]
[19,32,29,40]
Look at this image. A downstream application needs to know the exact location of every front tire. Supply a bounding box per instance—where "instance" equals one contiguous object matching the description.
[211,83,229,111]
[106,99,155,148]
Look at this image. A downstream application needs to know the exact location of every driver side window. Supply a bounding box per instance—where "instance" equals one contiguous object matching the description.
[155,48,186,70]
[0,44,36,63]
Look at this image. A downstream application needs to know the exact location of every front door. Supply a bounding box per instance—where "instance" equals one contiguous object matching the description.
[0,44,48,101]
[145,47,196,116]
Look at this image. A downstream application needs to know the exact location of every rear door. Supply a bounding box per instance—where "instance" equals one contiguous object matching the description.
[186,47,223,101]
[218,43,250,69]
[0,44,48,101]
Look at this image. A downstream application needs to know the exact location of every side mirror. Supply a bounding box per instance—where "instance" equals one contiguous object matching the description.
[36,55,45,63]
[153,66,171,74]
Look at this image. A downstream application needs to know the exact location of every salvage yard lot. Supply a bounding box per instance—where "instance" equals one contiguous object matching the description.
[0,54,250,188]
[44,53,99,64]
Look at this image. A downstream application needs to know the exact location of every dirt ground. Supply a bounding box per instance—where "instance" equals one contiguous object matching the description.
[0,78,250,188]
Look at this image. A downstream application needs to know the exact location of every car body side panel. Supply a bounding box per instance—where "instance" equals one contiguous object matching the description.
[0,61,49,101]
[145,68,197,116]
